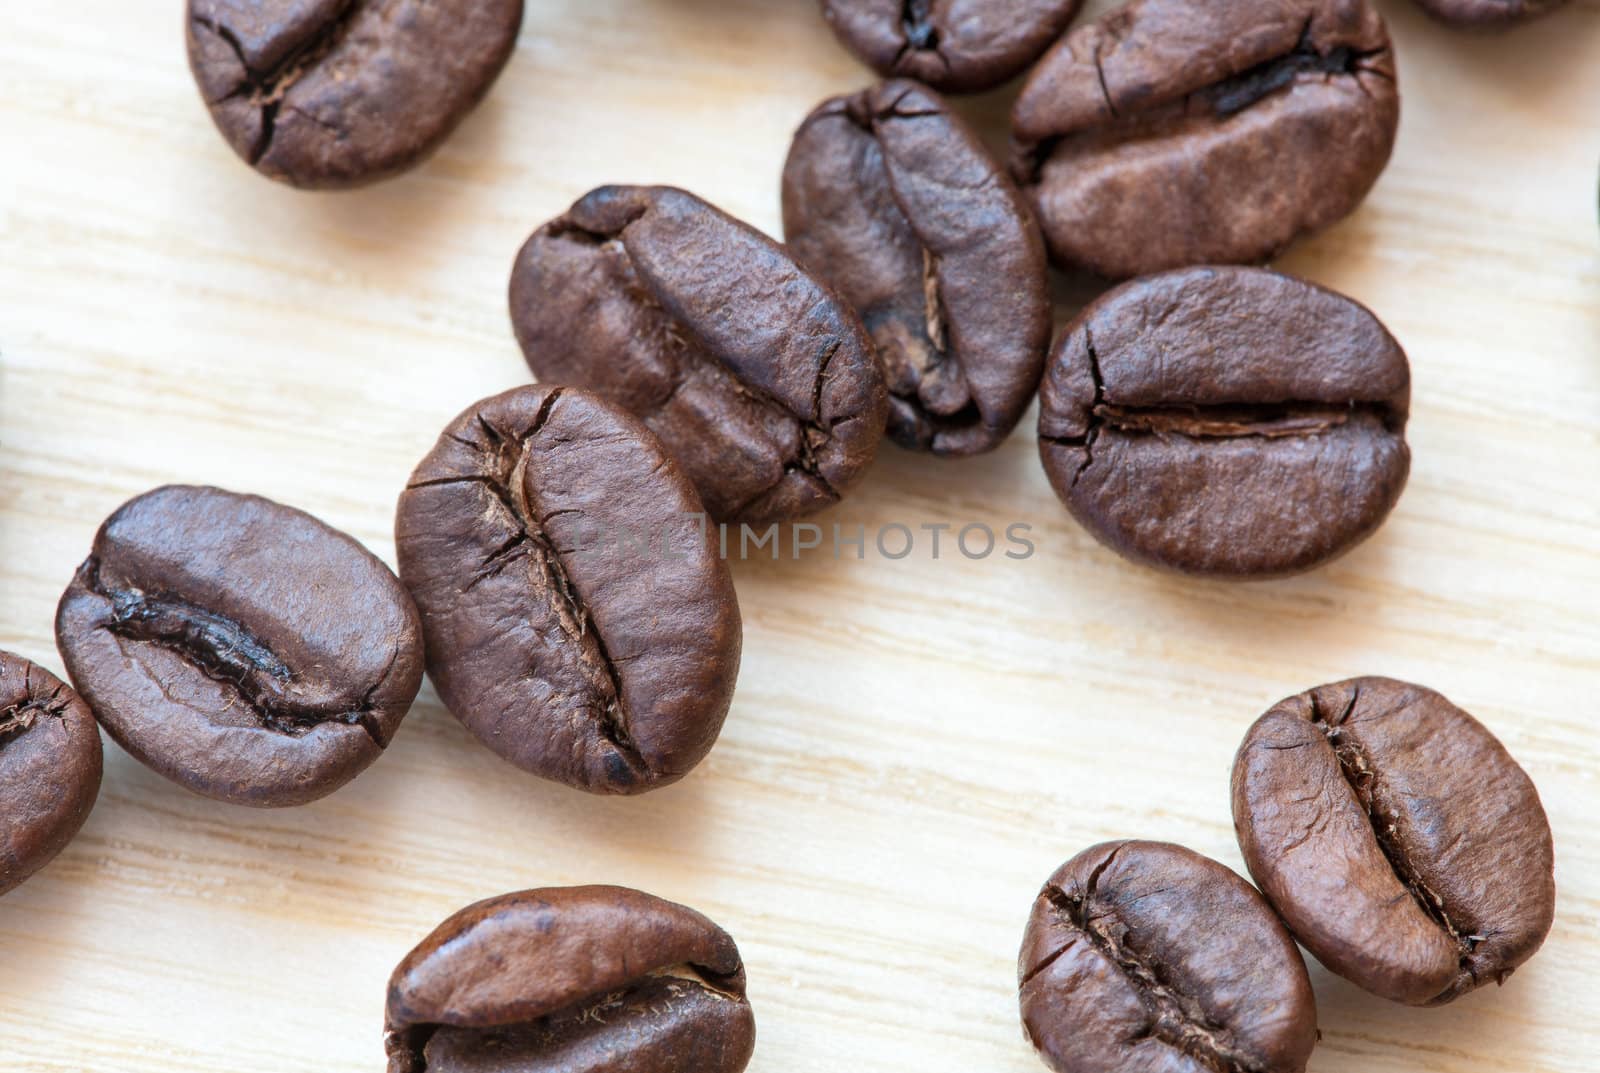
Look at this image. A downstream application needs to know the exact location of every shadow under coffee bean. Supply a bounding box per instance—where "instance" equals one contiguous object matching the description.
[394,385,742,795]
[1009,0,1400,278]
[1233,677,1557,1006]
[1037,265,1411,579]
[55,485,425,807]
[0,651,103,897]
[385,886,756,1073]
[186,0,525,188]
[1019,840,1319,1073]
[783,79,1052,457]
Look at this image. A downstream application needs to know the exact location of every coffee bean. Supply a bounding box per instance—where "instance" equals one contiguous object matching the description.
[1019,841,1318,1073]
[0,651,102,897]
[819,0,1085,95]
[186,0,524,188]
[55,485,424,807]
[1037,266,1410,579]
[394,386,741,795]
[1009,0,1399,278]
[385,886,756,1073]
[1233,677,1556,1006]
[1412,0,1570,27]
[782,80,1052,456]
[509,185,888,525]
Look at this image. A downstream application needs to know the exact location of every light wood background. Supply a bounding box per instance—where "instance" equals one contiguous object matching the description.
[2,1,1598,1070]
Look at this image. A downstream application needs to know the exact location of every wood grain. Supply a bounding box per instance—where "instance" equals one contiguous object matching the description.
[2,1,1598,1070]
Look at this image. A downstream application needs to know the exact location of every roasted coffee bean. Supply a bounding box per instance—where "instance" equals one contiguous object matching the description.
[1412,0,1570,27]
[186,0,524,188]
[1037,266,1410,578]
[1019,841,1318,1073]
[395,386,741,795]
[1233,677,1557,1006]
[510,185,888,525]
[1009,0,1399,278]
[385,886,756,1073]
[783,80,1052,456]
[819,0,1085,95]
[55,485,424,807]
[0,651,102,897]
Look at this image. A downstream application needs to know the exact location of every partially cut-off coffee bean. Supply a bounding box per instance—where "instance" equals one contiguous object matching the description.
[1411,0,1571,28]
[55,485,424,807]
[783,79,1052,456]
[1019,841,1318,1073]
[1009,0,1399,278]
[1233,677,1557,1006]
[395,386,742,795]
[0,651,103,897]
[385,886,756,1073]
[1037,266,1411,579]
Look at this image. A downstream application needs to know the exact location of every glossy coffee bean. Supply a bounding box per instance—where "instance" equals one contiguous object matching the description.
[0,651,102,897]
[187,0,524,188]
[56,485,424,806]
[1038,266,1410,579]
[1233,677,1557,1006]
[1010,0,1399,278]
[1412,0,1571,27]
[783,80,1052,456]
[819,0,1085,95]
[395,386,741,795]
[510,185,888,525]
[385,886,756,1073]
[1019,841,1318,1073]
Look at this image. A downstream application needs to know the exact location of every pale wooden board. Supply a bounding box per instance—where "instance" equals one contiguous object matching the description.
[2,0,1599,1069]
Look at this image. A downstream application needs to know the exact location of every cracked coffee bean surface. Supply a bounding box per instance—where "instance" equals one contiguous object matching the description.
[1233,677,1557,1006]
[186,0,524,188]
[1037,266,1410,579]
[783,80,1052,456]
[1412,0,1571,27]
[1019,841,1318,1073]
[55,485,424,807]
[394,386,741,795]
[385,886,756,1073]
[0,651,103,897]
[510,185,888,525]
[1009,0,1399,278]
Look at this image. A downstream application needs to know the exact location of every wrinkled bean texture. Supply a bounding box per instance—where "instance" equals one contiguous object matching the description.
[819,0,1086,94]
[510,185,888,525]
[1233,677,1557,1006]
[386,886,756,1073]
[1038,266,1410,578]
[783,80,1052,456]
[56,485,424,807]
[394,386,742,795]
[1019,841,1318,1073]
[0,652,103,897]
[1412,0,1571,27]
[1009,0,1399,278]
[187,0,524,188]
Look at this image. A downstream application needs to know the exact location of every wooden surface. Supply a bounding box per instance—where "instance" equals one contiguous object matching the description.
[2,1,1599,1070]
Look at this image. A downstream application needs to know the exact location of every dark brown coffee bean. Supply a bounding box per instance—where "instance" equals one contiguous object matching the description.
[1412,0,1570,27]
[509,185,888,525]
[1233,677,1557,1006]
[782,80,1052,456]
[394,386,741,795]
[385,886,756,1073]
[819,0,1085,95]
[1019,841,1318,1073]
[1037,266,1410,579]
[55,485,424,807]
[0,652,102,897]
[186,0,524,188]
[1009,0,1399,278]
